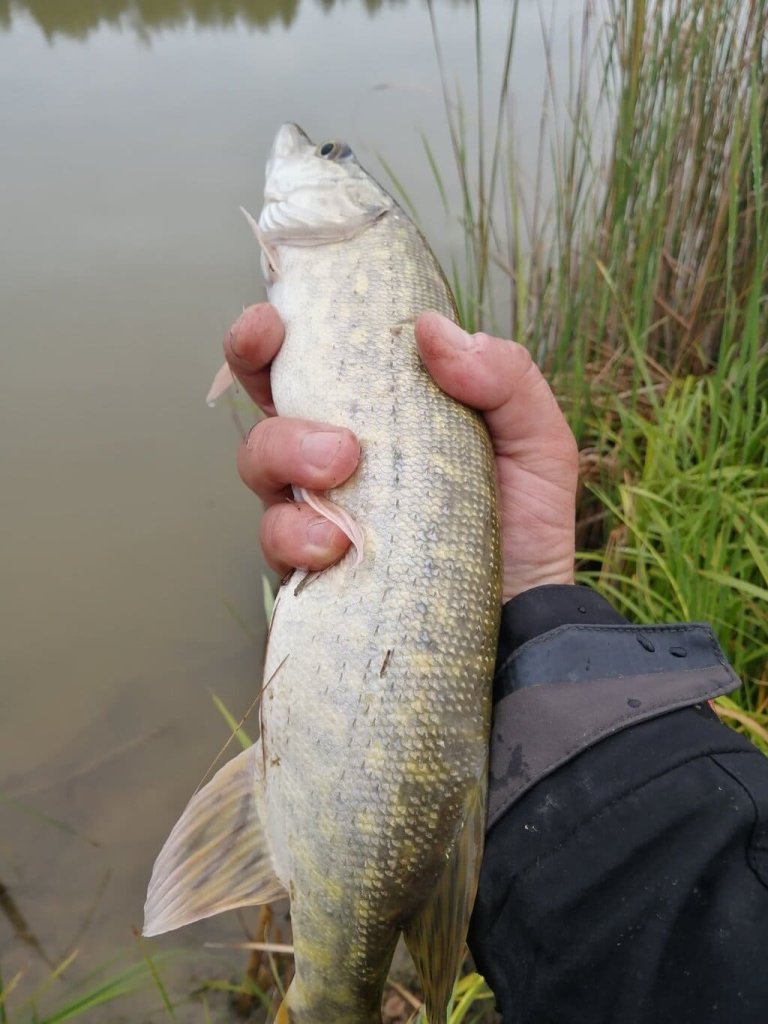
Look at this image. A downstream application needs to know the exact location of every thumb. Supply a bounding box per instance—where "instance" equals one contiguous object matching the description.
[415,311,577,476]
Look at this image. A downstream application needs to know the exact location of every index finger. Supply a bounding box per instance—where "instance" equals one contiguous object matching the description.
[223,303,285,414]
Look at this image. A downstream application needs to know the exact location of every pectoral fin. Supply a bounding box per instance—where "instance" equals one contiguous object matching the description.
[296,487,364,566]
[403,778,487,1022]
[206,361,235,406]
[255,188,392,249]
[143,741,285,936]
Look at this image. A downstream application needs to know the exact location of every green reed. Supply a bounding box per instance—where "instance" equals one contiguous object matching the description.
[427,0,768,745]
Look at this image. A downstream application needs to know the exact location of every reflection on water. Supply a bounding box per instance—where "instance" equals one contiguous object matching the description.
[1,0,467,39]
[0,0,577,1015]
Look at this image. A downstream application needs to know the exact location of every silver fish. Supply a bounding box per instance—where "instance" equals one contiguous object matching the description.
[144,123,501,1024]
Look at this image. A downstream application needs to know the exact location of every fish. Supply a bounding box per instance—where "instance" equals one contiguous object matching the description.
[144,123,501,1023]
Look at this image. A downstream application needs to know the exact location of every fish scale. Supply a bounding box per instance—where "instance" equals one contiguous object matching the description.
[264,186,499,1024]
[143,124,501,1024]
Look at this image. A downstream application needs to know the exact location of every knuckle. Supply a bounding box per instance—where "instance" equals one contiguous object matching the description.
[243,417,272,458]
[510,341,535,378]
[240,419,282,484]
[260,503,310,572]
[563,430,580,465]
[259,505,284,559]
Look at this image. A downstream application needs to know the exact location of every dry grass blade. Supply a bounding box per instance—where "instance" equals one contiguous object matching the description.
[204,941,294,955]
[714,701,768,748]
[386,978,423,1012]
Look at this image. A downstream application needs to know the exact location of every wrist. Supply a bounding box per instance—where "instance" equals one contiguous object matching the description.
[502,561,575,603]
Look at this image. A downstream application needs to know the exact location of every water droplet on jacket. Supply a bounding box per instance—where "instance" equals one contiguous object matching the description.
[637,633,656,652]
[669,646,687,657]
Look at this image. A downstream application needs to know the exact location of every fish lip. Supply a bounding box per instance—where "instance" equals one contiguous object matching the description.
[270,123,314,160]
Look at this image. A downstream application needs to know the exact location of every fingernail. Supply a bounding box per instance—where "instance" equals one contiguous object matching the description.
[437,314,475,350]
[301,430,343,468]
[307,518,337,548]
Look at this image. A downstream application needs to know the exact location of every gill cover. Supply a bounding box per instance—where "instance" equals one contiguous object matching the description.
[257,123,393,251]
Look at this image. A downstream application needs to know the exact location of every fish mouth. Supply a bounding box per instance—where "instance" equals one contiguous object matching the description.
[270,123,314,160]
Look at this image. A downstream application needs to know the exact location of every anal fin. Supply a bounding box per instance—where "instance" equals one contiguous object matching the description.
[403,777,487,1023]
[143,741,285,936]
[273,996,290,1024]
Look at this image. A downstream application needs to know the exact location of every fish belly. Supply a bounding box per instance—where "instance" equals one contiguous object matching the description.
[261,211,501,1019]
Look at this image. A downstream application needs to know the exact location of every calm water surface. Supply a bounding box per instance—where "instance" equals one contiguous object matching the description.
[0,0,583,1015]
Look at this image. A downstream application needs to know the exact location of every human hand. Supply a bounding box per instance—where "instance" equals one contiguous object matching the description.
[224,304,578,602]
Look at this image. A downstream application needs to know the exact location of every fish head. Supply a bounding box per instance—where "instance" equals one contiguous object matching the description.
[258,123,393,249]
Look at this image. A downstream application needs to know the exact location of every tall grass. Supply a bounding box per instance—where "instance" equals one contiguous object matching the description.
[428,0,768,747]
[4,3,765,1021]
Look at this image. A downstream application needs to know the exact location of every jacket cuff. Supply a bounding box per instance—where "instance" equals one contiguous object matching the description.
[495,584,627,695]
[489,600,741,831]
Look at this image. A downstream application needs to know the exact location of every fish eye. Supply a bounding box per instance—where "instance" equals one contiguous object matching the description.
[317,140,353,161]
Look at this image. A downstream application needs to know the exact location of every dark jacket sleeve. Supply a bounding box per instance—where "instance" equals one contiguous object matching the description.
[468,585,768,1024]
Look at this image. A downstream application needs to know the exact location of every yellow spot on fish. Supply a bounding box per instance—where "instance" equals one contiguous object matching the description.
[295,936,335,971]
[365,744,388,774]
[354,270,369,295]
[348,327,367,349]
[323,877,343,901]
[397,652,427,677]
[357,808,378,835]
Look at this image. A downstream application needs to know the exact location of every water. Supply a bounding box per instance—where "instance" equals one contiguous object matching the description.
[0,0,584,1016]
